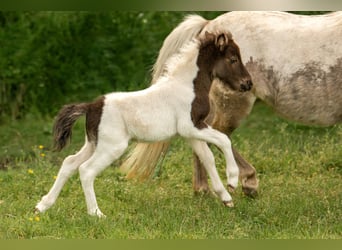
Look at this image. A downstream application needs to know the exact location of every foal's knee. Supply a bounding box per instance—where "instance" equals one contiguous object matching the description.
[60,155,81,176]
[62,154,77,165]
[221,135,232,149]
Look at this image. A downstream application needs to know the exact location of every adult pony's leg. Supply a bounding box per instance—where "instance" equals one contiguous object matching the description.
[192,156,209,194]
[79,140,129,217]
[232,148,258,197]
[35,140,94,213]
[188,139,233,206]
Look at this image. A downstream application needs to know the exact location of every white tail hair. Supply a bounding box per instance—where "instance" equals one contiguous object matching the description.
[151,15,209,84]
[120,14,209,180]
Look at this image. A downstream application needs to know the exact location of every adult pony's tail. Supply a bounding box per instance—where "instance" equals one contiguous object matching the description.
[120,14,209,180]
[53,103,88,152]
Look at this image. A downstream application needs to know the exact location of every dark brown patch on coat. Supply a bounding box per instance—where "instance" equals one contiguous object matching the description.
[86,96,105,143]
[53,96,105,151]
[191,35,220,129]
[53,103,89,151]
[191,72,212,129]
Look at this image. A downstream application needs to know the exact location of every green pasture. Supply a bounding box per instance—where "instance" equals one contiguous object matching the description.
[0,102,341,239]
[0,11,340,240]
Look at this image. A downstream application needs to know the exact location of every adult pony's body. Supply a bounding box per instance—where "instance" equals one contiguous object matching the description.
[121,11,342,195]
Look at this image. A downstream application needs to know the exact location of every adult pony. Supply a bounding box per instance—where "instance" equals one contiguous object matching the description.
[121,11,342,196]
[35,32,252,217]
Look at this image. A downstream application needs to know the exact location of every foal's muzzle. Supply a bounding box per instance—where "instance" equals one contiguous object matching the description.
[240,80,253,92]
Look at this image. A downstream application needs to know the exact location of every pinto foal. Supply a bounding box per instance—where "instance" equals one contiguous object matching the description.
[35,32,252,217]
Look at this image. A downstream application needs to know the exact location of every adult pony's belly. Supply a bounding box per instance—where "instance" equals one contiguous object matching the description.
[275,78,342,126]
[247,59,342,126]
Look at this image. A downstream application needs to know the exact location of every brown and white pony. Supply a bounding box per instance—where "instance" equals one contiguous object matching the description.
[35,32,252,217]
[121,11,342,196]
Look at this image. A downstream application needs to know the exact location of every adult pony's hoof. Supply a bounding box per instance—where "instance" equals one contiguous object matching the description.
[193,187,211,196]
[223,200,234,208]
[242,186,258,198]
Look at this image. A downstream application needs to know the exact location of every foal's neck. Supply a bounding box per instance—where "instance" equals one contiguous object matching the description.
[190,43,220,129]
[194,43,220,94]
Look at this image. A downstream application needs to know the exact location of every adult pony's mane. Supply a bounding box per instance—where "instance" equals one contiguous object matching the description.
[158,37,200,81]
[152,15,208,83]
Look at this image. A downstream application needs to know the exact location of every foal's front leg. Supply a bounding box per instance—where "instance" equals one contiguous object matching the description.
[193,148,258,197]
[188,139,233,207]
[189,127,240,192]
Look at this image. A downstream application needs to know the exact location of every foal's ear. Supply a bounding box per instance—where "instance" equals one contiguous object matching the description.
[216,33,229,52]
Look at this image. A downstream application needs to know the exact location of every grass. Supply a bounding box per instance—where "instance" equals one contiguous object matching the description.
[0,102,341,239]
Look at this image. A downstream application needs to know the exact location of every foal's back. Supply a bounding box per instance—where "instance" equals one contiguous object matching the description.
[103,79,193,141]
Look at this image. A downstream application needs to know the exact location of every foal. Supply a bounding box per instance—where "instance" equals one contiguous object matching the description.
[35,32,252,217]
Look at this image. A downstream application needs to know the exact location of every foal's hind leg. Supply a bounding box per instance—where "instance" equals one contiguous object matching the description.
[35,140,94,213]
[79,140,128,217]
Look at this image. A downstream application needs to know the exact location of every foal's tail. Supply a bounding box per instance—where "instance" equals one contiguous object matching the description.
[120,14,209,180]
[53,103,88,151]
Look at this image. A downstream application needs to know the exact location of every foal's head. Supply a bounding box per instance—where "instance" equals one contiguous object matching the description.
[198,31,253,92]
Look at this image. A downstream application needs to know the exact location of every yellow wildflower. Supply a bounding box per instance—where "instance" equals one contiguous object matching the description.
[38,145,44,150]
[40,153,46,157]
[29,216,40,222]
[53,175,57,180]
[28,169,34,174]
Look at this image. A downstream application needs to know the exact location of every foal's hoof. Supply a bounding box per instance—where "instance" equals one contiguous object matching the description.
[227,184,236,194]
[223,200,234,208]
[97,213,107,219]
[90,209,107,218]
[33,207,40,214]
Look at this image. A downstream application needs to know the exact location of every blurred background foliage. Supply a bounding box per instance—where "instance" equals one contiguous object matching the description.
[0,11,329,122]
